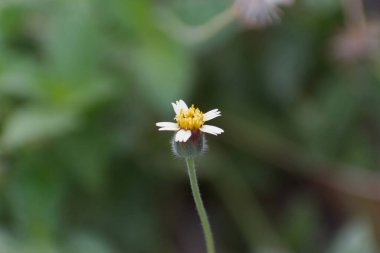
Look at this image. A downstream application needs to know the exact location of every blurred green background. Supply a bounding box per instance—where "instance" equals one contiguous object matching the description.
[0,0,380,252]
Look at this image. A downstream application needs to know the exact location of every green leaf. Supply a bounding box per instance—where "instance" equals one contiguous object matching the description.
[302,0,341,12]
[129,39,192,111]
[1,108,78,150]
[0,60,41,99]
[0,230,15,253]
[44,0,100,81]
[7,161,64,241]
[65,233,114,253]
[171,0,230,25]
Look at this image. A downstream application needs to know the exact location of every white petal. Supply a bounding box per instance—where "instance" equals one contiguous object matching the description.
[159,126,180,131]
[200,125,224,136]
[172,103,180,114]
[156,122,177,127]
[159,126,179,131]
[177,100,188,111]
[175,129,185,142]
[204,112,221,121]
[175,129,192,142]
[204,109,221,121]
[156,122,179,131]
[182,131,192,142]
[204,109,219,114]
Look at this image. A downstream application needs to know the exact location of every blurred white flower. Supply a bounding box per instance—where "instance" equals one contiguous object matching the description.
[156,100,223,143]
[330,22,380,63]
[233,0,294,28]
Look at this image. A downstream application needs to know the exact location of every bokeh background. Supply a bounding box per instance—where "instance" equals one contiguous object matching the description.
[0,0,380,252]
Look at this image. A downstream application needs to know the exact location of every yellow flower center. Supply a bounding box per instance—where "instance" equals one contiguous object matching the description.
[176,105,205,130]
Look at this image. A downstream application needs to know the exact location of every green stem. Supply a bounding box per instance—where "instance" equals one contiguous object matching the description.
[185,157,215,253]
[159,7,235,45]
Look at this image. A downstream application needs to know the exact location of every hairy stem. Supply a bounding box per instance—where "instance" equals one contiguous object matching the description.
[185,157,215,253]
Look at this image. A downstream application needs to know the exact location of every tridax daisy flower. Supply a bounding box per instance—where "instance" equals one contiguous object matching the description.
[156,100,224,143]
[156,101,219,253]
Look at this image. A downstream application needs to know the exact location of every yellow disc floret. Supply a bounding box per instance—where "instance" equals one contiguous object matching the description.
[176,105,205,130]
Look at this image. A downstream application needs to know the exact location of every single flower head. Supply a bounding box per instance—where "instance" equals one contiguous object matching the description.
[233,0,294,28]
[156,99,224,143]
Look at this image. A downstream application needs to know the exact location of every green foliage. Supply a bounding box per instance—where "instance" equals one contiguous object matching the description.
[0,0,379,252]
